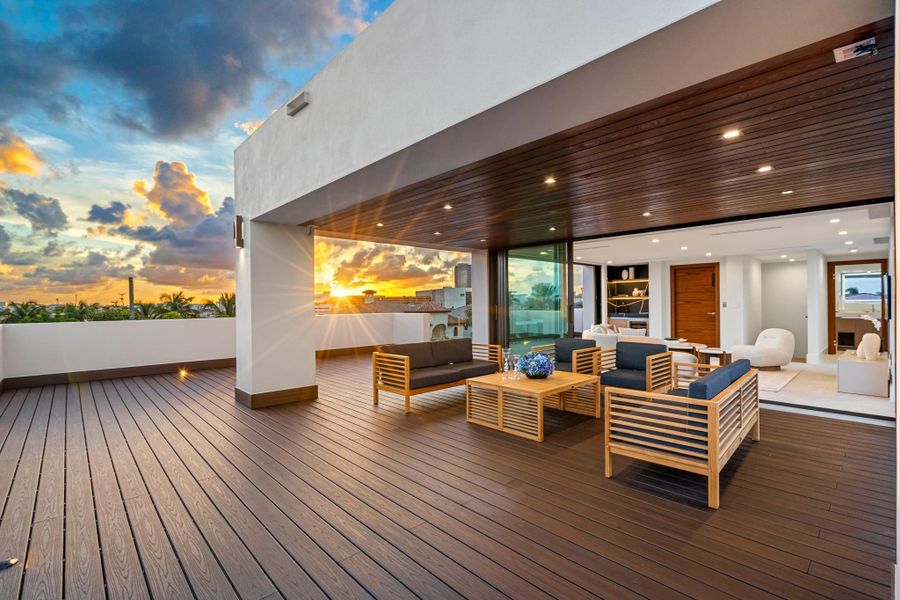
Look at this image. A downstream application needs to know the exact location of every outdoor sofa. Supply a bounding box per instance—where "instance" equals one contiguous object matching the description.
[604,358,759,509]
[531,338,601,374]
[373,339,502,413]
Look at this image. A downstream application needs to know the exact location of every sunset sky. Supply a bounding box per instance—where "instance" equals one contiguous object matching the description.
[0,0,468,304]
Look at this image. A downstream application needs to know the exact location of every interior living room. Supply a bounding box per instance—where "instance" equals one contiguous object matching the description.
[575,202,894,421]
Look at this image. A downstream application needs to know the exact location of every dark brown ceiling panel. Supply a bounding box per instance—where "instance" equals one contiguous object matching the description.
[313,20,894,249]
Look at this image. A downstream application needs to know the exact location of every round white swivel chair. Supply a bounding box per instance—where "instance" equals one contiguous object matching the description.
[730,328,795,369]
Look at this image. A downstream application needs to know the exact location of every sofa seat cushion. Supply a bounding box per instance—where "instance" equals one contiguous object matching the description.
[555,361,572,372]
[601,368,646,390]
[616,342,668,371]
[554,337,596,363]
[451,359,499,379]
[409,366,466,389]
[378,342,436,369]
[431,339,473,365]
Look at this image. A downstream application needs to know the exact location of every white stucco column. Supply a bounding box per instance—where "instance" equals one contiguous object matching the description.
[235,220,317,407]
[806,249,828,364]
[582,266,596,329]
[471,250,490,344]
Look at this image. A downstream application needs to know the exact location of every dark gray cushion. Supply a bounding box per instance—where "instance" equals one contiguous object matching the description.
[688,359,752,400]
[431,338,473,365]
[615,342,668,371]
[554,337,595,363]
[601,368,646,390]
[555,361,572,372]
[451,359,498,379]
[409,366,465,389]
[378,342,435,369]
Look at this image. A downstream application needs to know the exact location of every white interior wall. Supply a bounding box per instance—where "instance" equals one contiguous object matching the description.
[582,266,597,328]
[761,261,809,358]
[806,250,829,364]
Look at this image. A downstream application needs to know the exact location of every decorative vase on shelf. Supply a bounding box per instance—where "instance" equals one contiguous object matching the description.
[621,269,629,280]
[517,352,554,379]
[628,267,635,279]
[631,288,640,297]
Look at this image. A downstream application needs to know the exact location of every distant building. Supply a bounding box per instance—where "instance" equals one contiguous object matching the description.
[415,287,470,309]
[454,263,472,288]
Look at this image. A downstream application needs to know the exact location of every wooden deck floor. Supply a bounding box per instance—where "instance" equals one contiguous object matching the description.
[0,355,894,599]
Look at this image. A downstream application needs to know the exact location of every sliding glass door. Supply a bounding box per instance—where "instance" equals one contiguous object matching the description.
[505,243,571,354]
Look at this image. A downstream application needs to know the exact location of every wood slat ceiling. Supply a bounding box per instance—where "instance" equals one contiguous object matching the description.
[313,20,894,249]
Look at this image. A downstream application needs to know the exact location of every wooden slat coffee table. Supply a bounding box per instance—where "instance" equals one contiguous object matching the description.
[465,371,600,442]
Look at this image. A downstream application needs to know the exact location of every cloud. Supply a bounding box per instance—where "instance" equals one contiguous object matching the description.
[24,250,133,284]
[0,124,42,176]
[0,21,75,122]
[234,119,263,136]
[86,200,128,224]
[132,161,213,227]
[73,0,355,137]
[0,187,69,233]
[0,225,66,267]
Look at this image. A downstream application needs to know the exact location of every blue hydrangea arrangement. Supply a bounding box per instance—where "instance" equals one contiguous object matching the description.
[517,351,554,379]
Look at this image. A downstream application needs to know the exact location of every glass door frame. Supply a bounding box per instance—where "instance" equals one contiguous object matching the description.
[827,258,889,354]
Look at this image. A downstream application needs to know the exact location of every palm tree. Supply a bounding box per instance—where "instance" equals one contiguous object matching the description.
[2,301,48,323]
[204,292,236,317]
[159,291,196,317]
[55,301,98,321]
[134,302,163,319]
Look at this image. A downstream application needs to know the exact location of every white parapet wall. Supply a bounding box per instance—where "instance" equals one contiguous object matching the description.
[0,313,433,381]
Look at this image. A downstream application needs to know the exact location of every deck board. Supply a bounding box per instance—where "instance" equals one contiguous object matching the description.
[0,356,894,599]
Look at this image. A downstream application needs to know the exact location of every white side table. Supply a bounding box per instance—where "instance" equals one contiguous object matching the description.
[837,352,889,397]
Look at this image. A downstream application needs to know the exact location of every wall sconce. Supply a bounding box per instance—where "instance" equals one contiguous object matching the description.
[233,215,244,248]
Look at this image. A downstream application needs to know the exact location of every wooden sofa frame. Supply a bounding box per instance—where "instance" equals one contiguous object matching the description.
[596,346,674,392]
[372,343,502,413]
[604,362,759,508]
[530,343,602,375]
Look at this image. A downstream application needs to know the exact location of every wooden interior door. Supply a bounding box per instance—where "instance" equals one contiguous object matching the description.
[670,263,720,347]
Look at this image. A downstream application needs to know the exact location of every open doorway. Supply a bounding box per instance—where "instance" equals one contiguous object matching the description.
[827,259,889,354]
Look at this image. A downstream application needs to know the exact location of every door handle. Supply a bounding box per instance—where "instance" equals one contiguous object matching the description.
[707,312,716,316]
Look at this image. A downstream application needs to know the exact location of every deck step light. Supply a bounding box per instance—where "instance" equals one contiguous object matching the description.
[286,90,310,116]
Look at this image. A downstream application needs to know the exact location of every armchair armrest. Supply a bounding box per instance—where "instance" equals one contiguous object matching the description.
[645,352,673,391]
[372,352,410,392]
[596,348,616,373]
[530,343,556,360]
[572,346,602,375]
[473,343,503,368]
[673,362,718,389]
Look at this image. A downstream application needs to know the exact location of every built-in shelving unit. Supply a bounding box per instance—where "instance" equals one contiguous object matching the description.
[607,264,650,332]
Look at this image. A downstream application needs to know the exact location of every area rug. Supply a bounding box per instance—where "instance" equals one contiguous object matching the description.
[757,369,799,392]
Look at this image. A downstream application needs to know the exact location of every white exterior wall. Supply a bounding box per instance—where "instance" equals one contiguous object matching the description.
[1,319,235,379]
[582,266,597,330]
[471,250,490,344]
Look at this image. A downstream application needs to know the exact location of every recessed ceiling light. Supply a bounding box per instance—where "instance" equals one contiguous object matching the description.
[757,165,773,173]
[544,176,556,184]
[642,211,652,217]
[705,252,712,256]
[838,230,848,235]
[780,254,787,259]
[850,248,858,253]
[781,190,793,195]
[434,231,441,235]
[479,238,487,242]
[376,222,384,227]
[829,218,841,224]
[789,258,796,262]
[548,226,556,231]
[652,238,660,244]
[722,129,741,139]
[607,260,613,264]
[845,240,853,245]
[680,246,688,251]
[576,256,582,260]
[443,204,452,210]
[539,251,548,255]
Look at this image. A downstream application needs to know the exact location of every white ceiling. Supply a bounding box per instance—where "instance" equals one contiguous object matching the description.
[574,203,892,265]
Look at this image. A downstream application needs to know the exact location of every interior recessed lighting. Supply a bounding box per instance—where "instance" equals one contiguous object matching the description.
[607,260,613,264]
[838,230,848,235]
[781,190,794,195]
[433,231,441,236]
[443,204,452,210]
[680,246,688,251]
[722,129,741,139]
[850,248,858,253]
[789,258,796,262]
[576,256,582,260]
[829,218,841,224]
[642,211,652,217]
[780,254,787,259]
[544,176,556,184]
[705,252,712,256]
[651,238,660,244]
[479,238,487,242]
[376,222,384,227]
[845,240,853,245]
[548,226,556,231]
[756,165,773,173]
